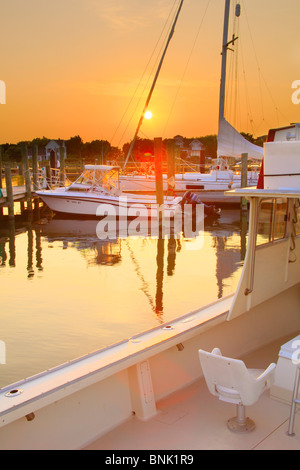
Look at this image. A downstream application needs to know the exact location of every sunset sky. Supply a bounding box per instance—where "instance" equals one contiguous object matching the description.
[1,0,300,148]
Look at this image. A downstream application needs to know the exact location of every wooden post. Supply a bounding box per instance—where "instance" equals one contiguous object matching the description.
[4,164,14,218]
[241,153,248,211]
[32,144,39,190]
[0,146,3,189]
[0,147,3,217]
[200,148,205,174]
[166,140,175,196]
[45,164,51,188]
[18,162,23,176]
[21,143,32,212]
[59,146,65,185]
[154,138,164,230]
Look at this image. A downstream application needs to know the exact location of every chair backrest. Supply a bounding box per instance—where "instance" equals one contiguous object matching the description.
[198,348,261,406]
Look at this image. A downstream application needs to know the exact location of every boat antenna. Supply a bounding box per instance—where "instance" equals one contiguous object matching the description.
[122,0,184,171]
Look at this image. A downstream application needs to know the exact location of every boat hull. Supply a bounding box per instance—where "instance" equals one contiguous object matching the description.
[119,172,258,194]
[36,190,182,218]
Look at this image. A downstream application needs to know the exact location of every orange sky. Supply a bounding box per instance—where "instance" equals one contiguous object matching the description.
[1,0,299,148]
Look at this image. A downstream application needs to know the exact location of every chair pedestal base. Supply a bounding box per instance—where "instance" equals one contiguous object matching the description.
[227,404,256,433]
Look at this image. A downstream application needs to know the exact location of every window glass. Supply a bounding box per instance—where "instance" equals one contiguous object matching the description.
[256,198,287,246]
[273,199,288,241]
[257,199,273,246]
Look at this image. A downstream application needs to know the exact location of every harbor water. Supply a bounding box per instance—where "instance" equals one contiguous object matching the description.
[0,207,247,389]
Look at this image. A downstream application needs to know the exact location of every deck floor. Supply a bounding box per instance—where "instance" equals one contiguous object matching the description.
[84,335,300,451]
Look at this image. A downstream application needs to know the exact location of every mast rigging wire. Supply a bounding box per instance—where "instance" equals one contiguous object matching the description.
[122,0,185,170]
[111,0,180,149]
[161,0,212,139]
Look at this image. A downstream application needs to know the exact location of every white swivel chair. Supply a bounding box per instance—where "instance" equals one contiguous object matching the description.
[198,348,276,433]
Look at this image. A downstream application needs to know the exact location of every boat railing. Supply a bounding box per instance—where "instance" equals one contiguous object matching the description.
[33,167,69,190]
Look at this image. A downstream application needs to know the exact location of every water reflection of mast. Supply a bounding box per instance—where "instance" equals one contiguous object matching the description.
[125,240,156,313]
[126,236,179,321]
[155,238,164,317]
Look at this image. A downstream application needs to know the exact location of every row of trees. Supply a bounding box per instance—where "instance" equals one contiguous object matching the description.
[0,132,264,165]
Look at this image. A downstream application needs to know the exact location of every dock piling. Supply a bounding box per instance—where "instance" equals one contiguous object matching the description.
[0,147,3,217]
[166,140,176,196]
[32,144,39,190]
[59,146,65,185]
[154,138,164,232]
[0,146,3,190]
[21,144,32,212]
[4,164,14,219]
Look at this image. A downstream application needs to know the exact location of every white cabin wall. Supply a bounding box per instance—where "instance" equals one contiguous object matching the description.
[149,284,300,402]
[228,236,300,321]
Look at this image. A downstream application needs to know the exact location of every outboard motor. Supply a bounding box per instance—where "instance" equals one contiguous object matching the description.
[180,191,221,217]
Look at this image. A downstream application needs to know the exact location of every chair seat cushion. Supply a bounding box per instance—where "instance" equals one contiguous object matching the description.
[215,369,265,404]
[216,385,241,404]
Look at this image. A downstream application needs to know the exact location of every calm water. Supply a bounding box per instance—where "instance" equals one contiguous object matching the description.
[0,207,247,389]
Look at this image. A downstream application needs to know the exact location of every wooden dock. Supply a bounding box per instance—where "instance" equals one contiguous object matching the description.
[0,185,41,221]
[0,186,34,207]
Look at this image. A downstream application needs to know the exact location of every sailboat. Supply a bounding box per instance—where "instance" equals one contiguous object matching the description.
[119,0,263,201]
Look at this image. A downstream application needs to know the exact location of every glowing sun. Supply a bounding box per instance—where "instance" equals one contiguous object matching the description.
[144,110,153,120]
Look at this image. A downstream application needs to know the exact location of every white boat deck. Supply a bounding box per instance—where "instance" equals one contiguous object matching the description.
[84,335,300,451]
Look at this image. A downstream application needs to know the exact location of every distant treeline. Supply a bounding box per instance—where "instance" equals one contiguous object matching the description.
[0,132,265,164]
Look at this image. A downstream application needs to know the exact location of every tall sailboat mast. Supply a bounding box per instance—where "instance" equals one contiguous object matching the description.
[123,0,184,171]
[216,1,262,161]
[219,0,231,122]
[219,0,240,123]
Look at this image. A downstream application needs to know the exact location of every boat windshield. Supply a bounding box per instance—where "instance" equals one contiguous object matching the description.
[73,168,119,191]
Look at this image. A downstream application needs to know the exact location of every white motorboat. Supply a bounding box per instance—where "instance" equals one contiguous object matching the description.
[36,164,183,219]
[36,164,221,220]
[1,122,300,450]
[119,157,259,195]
